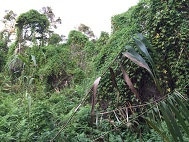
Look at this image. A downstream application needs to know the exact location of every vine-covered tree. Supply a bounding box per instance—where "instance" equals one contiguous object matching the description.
[15,9,50,46]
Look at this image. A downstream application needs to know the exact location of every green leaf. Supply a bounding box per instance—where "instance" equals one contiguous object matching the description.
[167,101,189,138]
[17,54,28,65]
[174,93,189,122]
[145,118,170,142]
[136,34,151,48]
[162,102,184,142]
[123,46,153,77]
[133,37,154,68]
[124,36,162,95]
[160,102,179,142]
[31,55,37,66]
[29,78,35,85]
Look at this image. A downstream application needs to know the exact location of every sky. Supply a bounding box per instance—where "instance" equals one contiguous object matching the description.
[0,0,139,37]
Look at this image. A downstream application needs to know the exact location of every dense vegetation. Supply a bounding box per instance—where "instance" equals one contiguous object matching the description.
[0,0,188,141]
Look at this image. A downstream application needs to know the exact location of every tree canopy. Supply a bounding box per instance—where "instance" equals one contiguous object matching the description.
[16,9,49,45]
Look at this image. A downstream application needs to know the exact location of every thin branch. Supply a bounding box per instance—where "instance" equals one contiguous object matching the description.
[97,93,169,115]
[91,106,158,142]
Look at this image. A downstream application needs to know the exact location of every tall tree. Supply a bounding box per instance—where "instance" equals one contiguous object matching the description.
[39,6,63,44]
[0,10,17,50]
[39,7,61,33]
[77,23,96,39]
[15,9,49,46]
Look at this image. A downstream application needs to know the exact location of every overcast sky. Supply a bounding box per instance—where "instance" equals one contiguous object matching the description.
[0,0,139,37]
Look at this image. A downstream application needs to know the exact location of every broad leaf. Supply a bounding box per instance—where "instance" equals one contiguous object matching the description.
[136,33,158,56]
[123,46,153,77]
[174,93,189,122]
[145,118,170,142]
[167,101,189,138]
[160,102,179,142]
[161,102,184,142]
[133,37,154,68]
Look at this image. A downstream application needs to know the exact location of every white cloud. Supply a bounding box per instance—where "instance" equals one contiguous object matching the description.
[0,0,139,37]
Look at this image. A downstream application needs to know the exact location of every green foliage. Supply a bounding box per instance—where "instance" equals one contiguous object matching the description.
[0,93,29,141]
[36,44,78,90]
[16,9,49,45]
[16,9,49,33]
[59,105,91,142]
[48,33,61,45]
[146,92,189,142]
[0,40,6,49]
[146,0,189,94]
[123,34,163,95]
[0,91,85,141]
[84,41,95,59]
[67,30,88,47]
[96,31,109,48]
[95,0,189,103]
[0,10,17,49]
[0,49,7,72]
[111,5,138,34]
[67,30,89,74]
